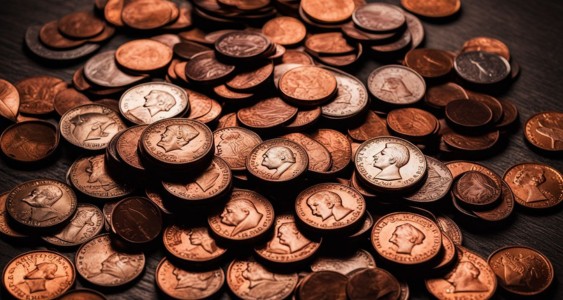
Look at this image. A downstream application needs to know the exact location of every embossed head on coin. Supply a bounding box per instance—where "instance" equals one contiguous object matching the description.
[86,155,116,191]
[261,146,296,179]
[277,222,311,253]
[70,111,118,143]
[446,261,489,293]
[172,268,215,290]
[22,185,63,222]
[389,223,425,255]
[512,166,548,203]
[221,198,264,236]
[372,142,410,181]
[306,191,353,221]
[158,124,199,152]
[125,90,177,124]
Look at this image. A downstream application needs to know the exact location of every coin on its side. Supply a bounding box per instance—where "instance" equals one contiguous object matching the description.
[503,162,562,209]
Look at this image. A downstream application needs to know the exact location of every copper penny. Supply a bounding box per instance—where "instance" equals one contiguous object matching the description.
[216,112,239,129]
[2,250,75,299]
[237,97,298,130]
[405,48,453,79]
[504,162,562,209]
[58,289,107,300]
[496,99,519,128]
[446,161,504,188]
[163,224,227,263]
[121,0,176,30]
[273,63,303,88]
[185,88,212,120]
[164,3,193,30]
[371,29,412,54]
[281,50,315,65]
[15,76,66,115]
[116,39,173,72]
[321,67,369,120]
[25,25,101,61]
[104,0,125,27]
[453,171,501,209]
[299,271,347,300]
[436,215,463,245]
[120,82,188,125]
[282,132,332,173]
[317,47,363,68]
[446,99,493,130]
[173,41,211,60]
[116,125,147,172]
[462,37,510,61]
[341,21,398,44]
[0,120,59,163]
[262,16,306,46]
[88,22,115,43]
[279,65,338,106]
[405,156,453,203]
[426,246,496,300]
[218,0,269,11]
[425,82,468,109]
[367,65,426,105]
[208,189,274,242]
[58,11,105,39]
[156,258,224,300]
[255,214,321,264]
[301,0,355,23]
[387,108,438,140]
[39,21,86,49]
[285,107,322,130]
[185,50,235,85]
[524,111,563,152]
[466,91,503,124]
[111,196,163,245]
[442,130,500,152]
[215,31,270,61]
[401,0,461,18]
[214,127,262,171]
[0,192,27,238]
[60,103,126,150]
[434,233,457,271]
[488,246,553,296]
[42,203,104,247]
[346,268,401,300]
[0,78,19,122]
[305,32,356,55]
[246,138,308,183]
[227,258,298,300]
[226,61,273,92]
[213,85,254,102]
[54,88,92,117]
[75,234,145,287]
[6,179,77,229]
[84,51,148,88]
[144,185,173,216]
[310,249,376,275]
[353,3,406,32]
[454,51,511,85]
[310,129,352,175]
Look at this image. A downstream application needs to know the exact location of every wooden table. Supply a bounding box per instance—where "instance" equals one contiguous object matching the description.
[1,0,562,299]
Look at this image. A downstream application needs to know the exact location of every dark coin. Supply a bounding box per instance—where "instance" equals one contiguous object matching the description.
[279,65,338,106]
[25,25,100,61]
[404,48,453,79]
[496,99,519,128]
[346,268,401,300]
[299,271,348,300]
[84,51,148,88]
[215,31,271,61]
[0,79,19,122]
[353,3,406,33]
[156,258,224,300]
[185,50,235,85]
[467,91,504,125]
[54,88,92,116]
[471,180,514,222]
[445,99,493,130]
[58,289,107,300]
[111,197,163,245]
[401,0,461,18]
[0,120,59,163]
[173,41,211,60]
[424,82,468,109]
[453,171,501,209]
[442,130,500,152]
[454,51,511,85]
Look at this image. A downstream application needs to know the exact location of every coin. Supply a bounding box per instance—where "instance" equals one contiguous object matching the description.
[42,203,104,247]
[436,215,462,245]
[346,268,401,300]
[173,41,211,60]
[60,103,126,150]
[116,125,147,173]
[58,11,105,38]
[321,67,369,120]
[84,51,148,88]
[404,48,453,79]
[310,249,376,275]
[163,224,227,263]
[186,89,212,119]
[15,76,66,115]
[445,99,493,131]
[299,271,348,300]
[442,130,500,152]
[214,85,254,102]
[227,258,298,300]
[387,108,438,141]
[310,129,352,176]
[58,289,107,300]
[371,29,411,55]
[217,113,238,129]
[285,107,322,131]
[281,50,315,65]
[466,91,504,125]
[425,82,468,109]
[0,192,27,238]
[454,51,511,85]
[341,21,398,44]
[524,111,563,152]
[226,61,273,92]
[488,246,553,296]
[25,25,101,61]
[156,257,224,300]
[372,212,442,265]
[215,31,271,61]
[453,171,501,209]
[0,120,59,163]
[496,99,519,128]
[367,65,426,105]
[39,20,87,49]
[446,161,504,188]
[282,132,332,174]
[279,65,337,106]
[404,10,425,49]
[401,0,461,18]
[0,79,19,122]
[116,39,173,73]
[300,0,354,23]
[434,233,457,271]
[54,88,92,117]
[121,0,177,30]
[246,138,308,184]
[462,37,510,61]
[111,197,163,245]
[144,185,173,216]
[2,250,75,299]
[214,127,262,171]
[503,162,562,209]
[316,46,363,68]
[404,156,453,203]
[75,234,145,287]
[353,3,406,32]
[471,180,514,222]
[262,16,306,46]
[185,50,235,85]
[305,32,356,55]
[193,98,222,124]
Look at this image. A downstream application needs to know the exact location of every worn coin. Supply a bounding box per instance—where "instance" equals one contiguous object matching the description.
[387,108,438,141]
[0,192,27,238]
[346,268,401,300]
[237,97,297,130]
[471,181,514,222]
[121,0,177,30]
[111,197,163,245]
[281,50,315,65]
[462,37,510,61]
[401,0,461,18]
[214,127,262,171]
[116,125,147,172]
[446,99,493,130]
[282,132,332,174]
[504,162,562,209]
[54,88,92,117]
[305,32,356,55]
[42,203,104,247]
[215,31,271,61]
[300,0,354,23]
[404,48,453,79]
[454,51,511,85]
[16,76,67,115]
[25,25,100,61]
[453,171,501,209]
[163,224,227,263]
[442,130,500,152]
[0,120,59,163]
[246,138,308,184]
[310,249,376,275]
[226,61,273,92]
[321,67,369,120]
[368,65,426,105]
[405,156,453,203]
[116,39,173,72]
[39,20,87,49]
[524,111,563,152]
[58,11,105,39]
[299,271,348,300]
[353,3,406,32]
[84,51,148,88]
[279,65,337,106]
[185,51,235,85]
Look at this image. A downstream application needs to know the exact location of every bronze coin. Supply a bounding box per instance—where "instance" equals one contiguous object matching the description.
[6,179,77,229]
[305,32,356,55]
[0,120,59,163]
[186,88,213,119]
[75,234,145,287]
[215,31,271,61]
[213,85,254,102]
[371,212,442,265]
[462,37,510,61]
[54,88,92,117]
[255,214,321,264]
[316,47,363,68]
[445,99,493,130]
[84,51,148,88]
[39,20,87,49]
[425,82,468,109]
[351,171,378,200]
[214,127,262,171]
[163,224,227,263]
[273,63,303,88]
[321,67,369,120]
[58,289,107,300]
[436,215,463,245]
[15,75,66,115]
[227,258,298,300]
[0,192,27,238]
[310,249,376,275]
[401,0,461,18]
[442,130,500,152]
[282,133,332,174]
[58,11,105,39]
[2,250,75,299]
[300,0,354,23]
[217,112,239,129]
[454,51,511,85]
[60,103,126,150]
[346,268,401,300]
[262,16,306,46]
[467,91,504,125]
[173,41,211,60]
[0,78,19,122]
[496,99,519,128]
[404,48,453,79]
[193,98,222,125]
[446,161,504,189]
[310,129,352,175]
[246,138,308,183]
[404,156,453,203]
[472,180,514,222]
[434,233,457,271]
[111,197,163,245]
[119,82,189,125]
[367,65,426,105]
[102,201,118,232]
[42,203,104,247]
[156,258,224,300]
[426,246,497,300]
[104,0,125,27]
[387,107,438,140]
[504,162,562,209]
[453,171,501,209]
[88,22,115,43]
[285,107,322,130]
[208,189,274,242]
[279,65,338,106]
[299,271,348,300]
[524,111,563,152]
[295,183,366,233]
[115,39,173,73]
[488,246,554,296]
[237,97,298,130]
[185,50,235,85]
[116,125,147,172]
[226,61,273,92]
[164,2,193,30]
[144,185,173,215]
[25,25,101,61]
[353,3,406,32]
[281,50,315,65]
[121,0,177,30]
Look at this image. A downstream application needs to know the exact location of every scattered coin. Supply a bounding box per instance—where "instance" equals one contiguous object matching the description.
[246,138,308,184]
[346,268,401,300]
[15,75,67,115]
[237,97,297,131]
[111,197,163,246]
[58,11,105,39]
[214,127,262,171]
[116,39,174,73]
[367,65,426,106]
[453,171,501,210]
[404,156,453,203]
[462,37,510,61]
[84,51,148,88]
[353,3,406,33]
[262,16,306,46]
[454,51,511,85]
[503,162,562,209]
[279,65,338,106]
[301,0,354,24]
[299,270,348,300]
[404,48,453,79]
[0,120,59,163]
[401,0,461,18]
[524,111,563,152]
[42,203,104,247]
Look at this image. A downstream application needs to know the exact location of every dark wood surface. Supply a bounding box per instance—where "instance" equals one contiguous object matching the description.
[1,0,562,299]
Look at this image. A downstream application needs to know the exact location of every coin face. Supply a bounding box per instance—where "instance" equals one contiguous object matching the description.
[120,82,189,125]
[246,139,308,183]
[348,111,389,142]
[255,214,321,264]
[208,189,274,242]
[122,0,177,30]
[39,20,86,49]
[115,39,173,72]
[226,61,273,92]
[454,51,511,85]
[163,224,227,263]
[237,97,298,129]
[446,99,493,129]
[401,0,461,18]
[405,48,453,78]
[285,107,322,130]
[0,120,59,163]
[454,171,501,208]
[6,179,77,229]
[471,181,514,222]
[185,51,235,84]
[15,76,67,115]
[282,133,332,173]
[282,50,315,65]
[42,203,104,246]
[84,51,147,88]
[279,66,337,106]
[76,234,145,287]
[405,156,453,203]
[488,246,553,296]
[321,67,369,119]
[301,0,355,23]
[353,3,406,32]
[504,162,562,209]
[2,250,75,300]
[116,125,147,171]
[425,82,468,109]
[355,136,427,192]
[310,249,376,275]
[367,65,426,105]
[371,212,442,265]
[306,32,355,55]
[524,112,563,152]
[58,11,104,38]
[156,258,224,300]
[462,37,510,61]
[215,31,270,60]
[227,258,298,300]
[262,16,306,46]
[387,108,438,139]
[111,197,163,244]
[346,268,401,300]
[214,127,262,171]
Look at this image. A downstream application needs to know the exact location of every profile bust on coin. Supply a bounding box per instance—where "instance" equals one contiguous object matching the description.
[446,261,489,292]
[157,124,199,153]
[87,253,141,284]
[172,268,216,291]
[307,191,353,222]
[389,223,426,255]
[19,185,63,222]
[221,198,263,237]
[124,90,177,124]
[241,262,295,299]
[261,146,296,179]
[273,222,311,254]
[512,166,548,203]
[372,142,410,181]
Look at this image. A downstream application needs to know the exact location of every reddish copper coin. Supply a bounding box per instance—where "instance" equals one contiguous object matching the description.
[185,51,235,85]
[305,32,356,55]
[116,39,173,72]
[116,125,147,172]
[279,65,338,106]
[54,88,92,117]
[216,113,238,129]
[462,37,510,61]
[186,89,212,120]
[226,61,273,92]
[214,127,262,171]
[281,50,315,65]
[401,0,461,18]
[310,249,376,275]
[215,31,271,61]
[58,11,105,39]
[15,76,66,115]
[348,111,389,142]
[42,203,104,247]
[39,20,86,49]
[467,91,504,125]
[453,171,501,209]
[0,192,27,238]
[404,156,453,203]
[0,78,19,122]
[341,21,398,44]
[237,97,297,130]
[121,0,177,30]
[524,111,563,152]
[472,180,514,222]
[299,271,348,300]
[446,161,504,189]
[353,3,406,32]
[213,85,254,102]
[0,120,59,163]
[246,138,308,183]
[387,108,438,141]
[111,197,163,245]
[282,132,332,174]
[262,16,306,46]
[434,233,457,271]
[156,258,224,300]
[285,107,322,130]
[404,48,453,79]
[436,215,463,245]
[504,162,562,209]
[310,129,352,175]
[173,41,211,60]
[301,0,354,23]
[193,98,222,125]
[367,65,426,105]
[425,82,468,109]
[496,100,519,128]
[442,130,500,152]
[58,289,107,300]
[445,99,493,130]
[163,224,227,263]
[346,268,401,300]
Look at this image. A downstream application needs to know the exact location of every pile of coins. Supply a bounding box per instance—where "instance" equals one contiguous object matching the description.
[0,0,562,299]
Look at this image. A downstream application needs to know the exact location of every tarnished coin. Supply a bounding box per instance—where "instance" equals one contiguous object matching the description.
[76,234,145,287]
[321,67,369,120]
[466,91,504,125]
[42,203,104,247]
[54,88,92,117]
[446,161,504,189]
[310,129,352,175]
[281,50,315,65]
[426,246,496,300]
[355,136,427,193]
[282,133,332,174]
[208,189,274,242]
[237,97,298,130]
[348,111,389,142]
[299,271,348,300]
[58,11,105,38]
[504,162,562,209]
[369,24,412,55]
[246,138,308,183]
[279,66,337,106]
[115,39,173,72]
[2,250,75,300]
[15,76,67,115]
[310,249,376,275]
[173,41,211,60]
[488,246,553,296]
[156,258,224,300]
[116,125,146,172]
[295,183,366,233]
[387,108,438,141]
[300,0,354,23]
[524,111,563,152]
[472,181,514,223]
[405,156,453,203]
[255,214,321,265]
[454,51,511,85]
[121,0,177,30]
[25,25,101,61]
[214,127,262,171]
[262,16,306,46]
[462,37,510,61]
[367,65,426,105]
[226,61,273,92]
[346,268,401,300]
[371,212,442,265]
[425,82,468,109]
[404,48,453,79]
[186,89,213,120]
[227,258,298,300]
[6,179,77,229]
[436,215,463,245]
[68,154,134,199]
[120,82,188,125]
[446,99,493,130]
[305,32,355,55]
[453,171,501,209]
[404,10,425,49]
[442,130,500,152]
[111,197,163,245]
[84,51,148,88]
[185,51,235,85]
[58,289,107,300]
[215,31,270,61]
[163,224,227,263]
[0,192,27,238]
[401,0,461,18]
[285,107,322,131]
[0,120,59,163]
[60,103,126,150]
[353,3,406,32]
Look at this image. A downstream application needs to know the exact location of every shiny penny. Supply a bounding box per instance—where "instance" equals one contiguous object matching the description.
[0,120,59,163]
[42,203,104,247]
[262,16,306,46]
[310,249,376,275]
[504,162,562,209]
[163,224,227,263]
[279,65,337,106]
[353,3,406,32]
[387,107,438,140]
[405,156,453,203]
[116,125,147,172]
[368,65,426,105]
[346,268,401,300]
[214,127,262,171]
[300,0,355,23]
[282,132,332,173]
[39,20,86,49]
[404,48,453,79]
[524,111,563,152]
[111,197,163,245]
[156,258,224,300]
[185,50,235,84]
[348,111,389,142]
[116,39,173,72]
[237,97,297,130]
[401,0,461,18]
[84,51,148,88]
[246,138,308,183]
[15,76,66,115]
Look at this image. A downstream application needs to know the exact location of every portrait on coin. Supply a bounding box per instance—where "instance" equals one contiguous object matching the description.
[261,146,296,179]
[445,261,488,293]
[191,162,220,192]
[86,155,118,191]
[220,199,263,236]
[389,223,426,255]
[512,166,548,203]
[372,142,410,181]
[69,111,118,144]
[241,262,293,299]
[124,90,177,124]
[87,253,140,284]
[54,208,96,242]
[19,185,63,222]
[188,228,218,254]
[379,76,413,103]
[306,191,352,222]
[216,131,255,168]
[157,124,199,153]
[20,262,60,294]
[268,222,311,254]
[173,268,215,291]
